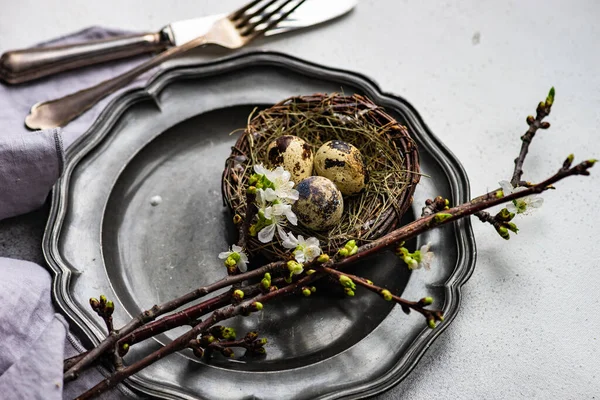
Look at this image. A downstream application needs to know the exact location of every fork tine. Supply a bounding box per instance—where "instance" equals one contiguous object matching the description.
[228,0,263,20]
[240,0,306,38]
[231,0,279,27]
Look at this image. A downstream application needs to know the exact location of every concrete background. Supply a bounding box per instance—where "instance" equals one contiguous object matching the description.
[1,0,599,398]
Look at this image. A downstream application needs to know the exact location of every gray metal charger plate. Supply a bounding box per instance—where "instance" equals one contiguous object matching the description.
[43,51,476,399]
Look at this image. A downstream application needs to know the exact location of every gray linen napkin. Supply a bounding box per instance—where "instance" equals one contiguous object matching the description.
[0,27,155,399]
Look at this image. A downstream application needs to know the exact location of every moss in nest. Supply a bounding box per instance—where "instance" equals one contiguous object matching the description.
[222,93,420,259]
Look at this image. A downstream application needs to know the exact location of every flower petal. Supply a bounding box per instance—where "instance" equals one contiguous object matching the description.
[263,188,278,202]
[254,164,268,176]
[276,224,287,241]
[506,202,517,213]
[287,189,299,201]
[305,247,321,262]
[258,224,276,243]
[218,251,231,259]
[272,203,290,216]
[282,232,298,249]
[529,197,544,208]
[498,180,513,196]
[232,244,243,253]
[237,258,248,272]
[419,242,431,254]
[264,206,274,220]
[286,209,298,225]
[306,237,320,248]
[293,249,306,263]
[256,189,267,206]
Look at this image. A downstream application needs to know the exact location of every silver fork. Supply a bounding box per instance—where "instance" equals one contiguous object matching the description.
[25,0,306,130]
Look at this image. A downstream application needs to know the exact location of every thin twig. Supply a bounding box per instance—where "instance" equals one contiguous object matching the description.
[320,266,443,324]
[74,157,595,399]
[333,159,594,268]
[64,261,285,381]
[511,89,554,186]
[76,277,313,399]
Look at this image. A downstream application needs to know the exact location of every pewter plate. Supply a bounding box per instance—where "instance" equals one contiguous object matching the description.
[43,52,476,399]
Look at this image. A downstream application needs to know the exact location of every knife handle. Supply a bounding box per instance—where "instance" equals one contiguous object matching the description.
[0,32,169,85]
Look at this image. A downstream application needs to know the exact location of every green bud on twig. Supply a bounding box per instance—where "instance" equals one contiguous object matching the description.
[245,331,259,341]
[221,327,236,340]
[339,275,356,290]
[89,298,100,310]
[428,319,437,329]
[563,154,575,169]
[302,287,311,297]
[233,289,244,300]
[105,301,114,316]
[433,213,452,224]
[305,269,316,275]
[497,208,514,222]
[344,288,355,297]
[247,186,257,195]
[540,121,550,129]
[252,302,263,311]
[507,222,519,233]
[497,226,510,240]
[221,347,235,358]
[233,214,242,224]
[338,248,349,257]
[546,86,555,106]
[421,297,434,306]
[261,278,271,289]
[225,257,237,268]
[381,289,393,301]
[99,295,107,307]
[317,254,329,263]
[249,225,257,237]
[287,260,304,275]
[310,286,316,293]
[526,115,535,125]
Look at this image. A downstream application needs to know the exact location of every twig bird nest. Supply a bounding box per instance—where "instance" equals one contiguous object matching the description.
[222,93,420,259]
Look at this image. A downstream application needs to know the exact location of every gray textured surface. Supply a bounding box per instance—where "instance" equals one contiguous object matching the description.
[0,0,599,399]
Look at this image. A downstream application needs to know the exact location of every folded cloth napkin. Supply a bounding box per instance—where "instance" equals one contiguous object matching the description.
[0,129,63,221]
[0,26,155,222]
[0,27,157,399]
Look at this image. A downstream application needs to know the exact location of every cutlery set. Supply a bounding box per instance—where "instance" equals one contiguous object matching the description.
[0,0,356,130]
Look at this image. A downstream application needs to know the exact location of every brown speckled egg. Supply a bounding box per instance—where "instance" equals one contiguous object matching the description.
[292,176,344,231]
[265,135,313,184]
[314,140,368,195]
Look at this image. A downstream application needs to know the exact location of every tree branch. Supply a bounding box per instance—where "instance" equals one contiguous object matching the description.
[511,88,554,186]
[64,261,285,381]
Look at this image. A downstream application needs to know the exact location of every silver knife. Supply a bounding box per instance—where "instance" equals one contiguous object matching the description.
[0,0,356,85]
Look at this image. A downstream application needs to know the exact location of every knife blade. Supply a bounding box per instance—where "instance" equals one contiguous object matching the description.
[0,0,357,85]
[164,0,357,45]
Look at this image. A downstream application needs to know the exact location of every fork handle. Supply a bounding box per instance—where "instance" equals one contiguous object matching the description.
[25,35,209,131]
[0,33,169,85]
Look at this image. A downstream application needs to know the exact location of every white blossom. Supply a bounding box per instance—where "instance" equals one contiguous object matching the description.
[416,242,434,270]
[253,164,299,204]
[281,232,321,263]
[499,180,544,214]
[218,244,249,272]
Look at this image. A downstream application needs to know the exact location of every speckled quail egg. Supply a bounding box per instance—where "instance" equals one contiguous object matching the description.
[292,176,344,231]
[314,140,368,196]
[265,135,313,184]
